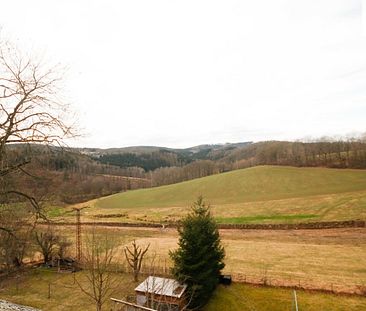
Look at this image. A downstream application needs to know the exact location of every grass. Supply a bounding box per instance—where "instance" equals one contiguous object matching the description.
[216,214,318,224]
[51,226,366,293]
[0,268,136,311]
[1,226,366,310]
[96,166,366,208]
[59,166,366,224]
[204,283,366,311]
[47,206,66,218]
[1,269,365,311]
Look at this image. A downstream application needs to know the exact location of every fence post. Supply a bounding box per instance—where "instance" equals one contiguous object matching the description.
[48,282,51,299]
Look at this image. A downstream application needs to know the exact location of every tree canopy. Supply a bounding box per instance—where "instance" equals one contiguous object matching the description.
[170,196,225,309]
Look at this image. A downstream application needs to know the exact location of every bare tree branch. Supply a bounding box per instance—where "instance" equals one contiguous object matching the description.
[124,240,150,282]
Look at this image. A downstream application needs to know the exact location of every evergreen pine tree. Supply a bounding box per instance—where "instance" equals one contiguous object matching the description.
[170,196,225,309]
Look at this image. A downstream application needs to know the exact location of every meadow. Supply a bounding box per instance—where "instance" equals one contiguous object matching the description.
[59,166,366,224]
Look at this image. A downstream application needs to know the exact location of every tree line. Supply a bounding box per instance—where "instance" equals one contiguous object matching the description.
[151,139,366,186]
[4,145,149,204]
[225,139,366,170]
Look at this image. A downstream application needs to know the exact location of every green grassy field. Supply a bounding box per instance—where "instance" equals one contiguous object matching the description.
[0,269,136,311]
[66,166,366,224]
[204,284,366,311]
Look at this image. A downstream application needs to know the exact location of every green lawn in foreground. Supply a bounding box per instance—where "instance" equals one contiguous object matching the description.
[204,284,366,311]
[0,269,136,311]
[1,270,365,311]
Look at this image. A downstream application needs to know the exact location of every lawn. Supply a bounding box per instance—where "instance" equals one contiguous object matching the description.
[1,270,365,311]
[0,269,137,311]
[204,283,366,311]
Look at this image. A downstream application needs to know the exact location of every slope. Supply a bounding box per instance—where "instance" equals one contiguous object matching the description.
[86,166,366,224]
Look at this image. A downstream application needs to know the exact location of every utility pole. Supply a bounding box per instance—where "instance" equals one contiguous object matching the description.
[73,207,88,262]
[75,208,82,261]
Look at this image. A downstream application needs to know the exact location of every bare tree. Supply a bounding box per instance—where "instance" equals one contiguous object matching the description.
[34,227,60,264]
[76,230,119,311]
[0,40,73,149]
[124,240,150,282]
[57,237,72,260]
[0,206,35,272]
[0,37,75,229]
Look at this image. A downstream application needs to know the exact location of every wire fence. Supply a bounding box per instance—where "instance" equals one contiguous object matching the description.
[230,272,366,296]
[2,260,365,297]
[136,263,366,296]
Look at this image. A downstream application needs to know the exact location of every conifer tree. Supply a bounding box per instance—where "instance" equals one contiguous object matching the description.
[170,196,225,309]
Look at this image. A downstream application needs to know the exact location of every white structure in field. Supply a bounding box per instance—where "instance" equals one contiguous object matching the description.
[135,276,187,311]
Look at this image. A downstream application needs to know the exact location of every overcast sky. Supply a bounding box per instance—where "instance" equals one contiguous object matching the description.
[1,0,366,148]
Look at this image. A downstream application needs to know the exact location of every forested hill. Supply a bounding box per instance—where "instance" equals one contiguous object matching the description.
[7,138,366,204]
[74,139,366,186]
[80,142,252,171]
[78,139,366,171]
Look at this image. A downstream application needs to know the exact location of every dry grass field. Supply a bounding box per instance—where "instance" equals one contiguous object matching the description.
[51,226,366,294]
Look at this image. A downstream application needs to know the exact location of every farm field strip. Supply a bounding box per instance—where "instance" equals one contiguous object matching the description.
[58,189,366,225]
[52,226,366,294]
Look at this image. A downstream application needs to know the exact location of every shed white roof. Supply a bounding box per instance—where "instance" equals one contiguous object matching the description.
[135,276,187,299]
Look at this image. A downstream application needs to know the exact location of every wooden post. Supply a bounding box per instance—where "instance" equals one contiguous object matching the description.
[292,290,298,311]
[48,282,51,299]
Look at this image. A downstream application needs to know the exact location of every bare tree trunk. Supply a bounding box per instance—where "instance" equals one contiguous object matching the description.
[124,240,150,282]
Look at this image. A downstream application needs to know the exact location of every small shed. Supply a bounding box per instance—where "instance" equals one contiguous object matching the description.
[135,276,187,311]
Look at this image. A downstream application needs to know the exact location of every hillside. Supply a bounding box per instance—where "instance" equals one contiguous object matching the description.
[79,166,366,224]
[4,144,149,204]
[74,139,366,188]
[85,142,252,171]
